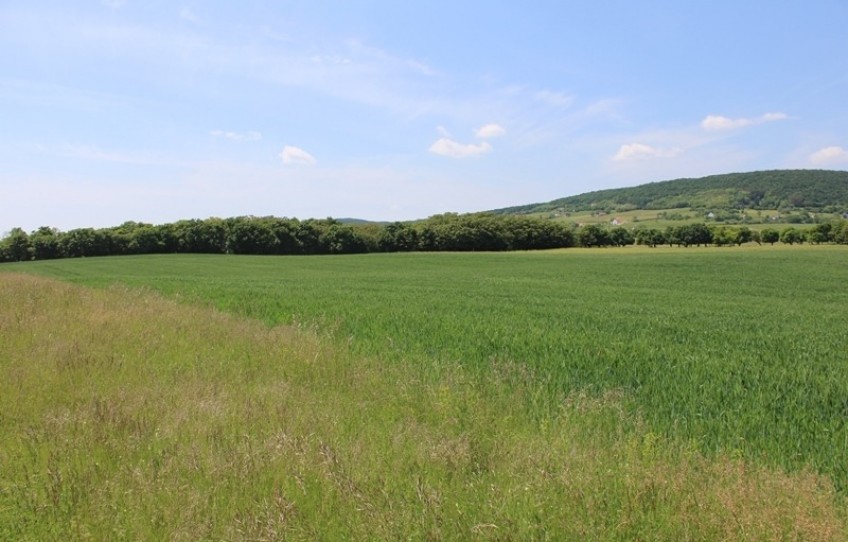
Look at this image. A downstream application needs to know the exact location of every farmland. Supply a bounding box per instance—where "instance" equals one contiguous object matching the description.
[2,246,848,539]
[532,206,842,231]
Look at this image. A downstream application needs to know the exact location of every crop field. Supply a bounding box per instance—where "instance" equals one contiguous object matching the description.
[2,246,848,539]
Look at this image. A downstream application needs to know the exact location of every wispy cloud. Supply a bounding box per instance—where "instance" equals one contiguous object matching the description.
[258,39,443,116]
[534,90,574,108]
[179,7,202,25]
[211,130,262,141]
[0,7,594,149]
[810,146,848,165]
[612,143,682,161]
[436,125,452,138]
[62,144,128,162]
[60,144,166,165]
[701,112,788,131]
[475,123,506,139]
[2,9,442,118]
[280,145,316,165]
[429,138,493,158]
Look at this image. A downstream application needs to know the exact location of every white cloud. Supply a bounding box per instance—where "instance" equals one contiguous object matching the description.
[701,115,750,131]
[612,143,681,161]
[762,112,788,122]
[429,138,492,158]
[436,125,452,138]
[211,130,262,141]
[810,146,848,165]
[475,123,506,139]
[701,112,788,131]
[101,0,126,9]
[280,145,316,165]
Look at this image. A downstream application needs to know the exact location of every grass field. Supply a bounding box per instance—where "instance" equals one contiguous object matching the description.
[2,247,848,539]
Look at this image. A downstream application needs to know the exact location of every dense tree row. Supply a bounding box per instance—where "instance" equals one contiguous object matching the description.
[3,215,848,263]
[630,222,848,248]
[0,214,576,262]
[405,213,574,252]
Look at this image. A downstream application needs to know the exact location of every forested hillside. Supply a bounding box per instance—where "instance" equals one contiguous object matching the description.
[495,170,848,214]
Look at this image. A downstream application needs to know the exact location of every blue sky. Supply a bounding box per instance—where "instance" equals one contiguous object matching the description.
[2,1,847,233]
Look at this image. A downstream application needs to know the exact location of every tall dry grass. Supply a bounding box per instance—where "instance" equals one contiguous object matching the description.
[1,273,845,540]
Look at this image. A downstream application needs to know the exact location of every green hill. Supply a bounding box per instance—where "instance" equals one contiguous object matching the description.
[494,170,848,214]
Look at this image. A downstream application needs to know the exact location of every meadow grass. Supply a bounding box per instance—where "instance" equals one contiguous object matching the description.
[10,246,848,490]
[1,272,846,540]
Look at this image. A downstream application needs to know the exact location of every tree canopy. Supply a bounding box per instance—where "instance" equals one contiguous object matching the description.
[3,214,847,263]
[0,214,575,262]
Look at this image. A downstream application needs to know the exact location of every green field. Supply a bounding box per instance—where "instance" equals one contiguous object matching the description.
[3,247,848,539]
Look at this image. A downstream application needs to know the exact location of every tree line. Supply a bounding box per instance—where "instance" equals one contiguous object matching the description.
[630,222,848,248]
[0,214,575,262]
[2,215,847,263]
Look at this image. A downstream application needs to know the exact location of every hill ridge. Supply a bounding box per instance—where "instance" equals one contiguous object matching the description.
[492,169,848,214]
